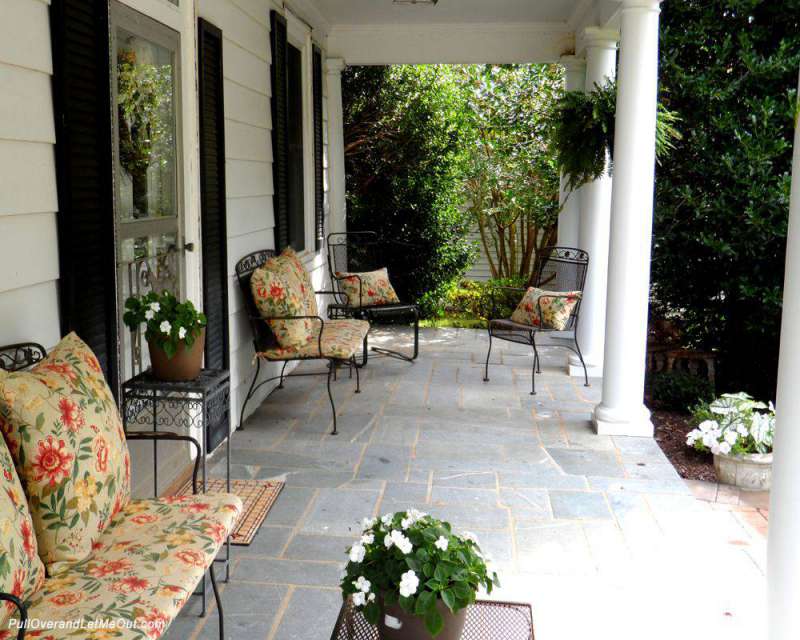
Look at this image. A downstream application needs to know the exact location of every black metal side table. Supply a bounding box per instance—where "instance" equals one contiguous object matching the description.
[121,368,233,613]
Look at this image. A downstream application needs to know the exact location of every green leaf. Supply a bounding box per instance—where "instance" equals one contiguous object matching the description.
[424,608,444,637]
[414,591,436,615]
[441,589,456,613]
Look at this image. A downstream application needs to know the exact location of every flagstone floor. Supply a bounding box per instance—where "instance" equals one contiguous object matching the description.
[165,328,767,640]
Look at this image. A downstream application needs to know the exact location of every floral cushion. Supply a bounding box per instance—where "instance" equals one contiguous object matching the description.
[280,247,318,316]
[1,493,242,639]
[0,434,46,628]
[257,319,370,361]
[510,287,581,330]
[0,333,131,575]
[335,268,400,308]
[251,254,315,349]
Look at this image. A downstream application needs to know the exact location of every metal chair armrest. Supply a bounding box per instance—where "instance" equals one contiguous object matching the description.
[125,432,202,496]
[0,593,26,639]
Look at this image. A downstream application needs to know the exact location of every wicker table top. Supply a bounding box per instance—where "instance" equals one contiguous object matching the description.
[330,600,534,640]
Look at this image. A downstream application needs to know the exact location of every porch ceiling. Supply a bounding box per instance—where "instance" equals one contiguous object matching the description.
[311,0,624,65]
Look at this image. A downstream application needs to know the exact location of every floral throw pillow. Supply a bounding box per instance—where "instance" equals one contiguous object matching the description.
[510,287,582,330]
[280,247,318,316]
[0,333,131,575]
[335,268,400,308]
[251,255,315,349]
[0,434,45,626]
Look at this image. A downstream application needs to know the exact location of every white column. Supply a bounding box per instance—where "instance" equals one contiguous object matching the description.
[593,0,661,437]
[767,68,800,640]
[557,55,586,249]
[569,29,618,379]
[326,58,347,235]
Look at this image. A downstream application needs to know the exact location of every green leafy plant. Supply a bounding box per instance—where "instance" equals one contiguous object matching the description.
[548,80,682,192]
[341,510,499,637]
[649,370,715,412]
[123,291,206,359]
[687,392,775,456]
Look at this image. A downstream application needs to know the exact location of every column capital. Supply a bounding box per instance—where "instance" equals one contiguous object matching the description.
[620,0,661,12]
[581,27,619,51]
[325,58,346,75]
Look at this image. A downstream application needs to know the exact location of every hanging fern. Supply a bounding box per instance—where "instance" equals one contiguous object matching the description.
[549,80,682,192]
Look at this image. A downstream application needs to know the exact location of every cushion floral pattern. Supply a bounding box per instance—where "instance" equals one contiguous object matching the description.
[335,268,400,308]
[510,287,581,330]
[0,434,45,628]
[0,333,131,575]
[251,254,315,349]
[1,493,242,639]
[257,319,370,361]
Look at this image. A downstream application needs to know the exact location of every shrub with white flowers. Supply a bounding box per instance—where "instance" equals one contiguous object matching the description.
[686,392,775,456]
[341,510,499,637]
[123,290,207,359]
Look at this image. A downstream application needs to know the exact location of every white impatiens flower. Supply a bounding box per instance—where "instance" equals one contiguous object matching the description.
[686,429,702,446]
[388,530,413,554]
[354,576,371,593]
[178,326,187,340]
[145,309,155,321]
[401,516,412,530]
[384,534,394,549]
[361,533,375,545]
[159,320,171,335]
[724,429,739,445]
[349,543,366,563]
[352,591,367,607]
[702,432,718,449]
[149,302,161,312]
[381,513,393,526]
[362,517,377,531]
[718,441,732,455]
[399,570,419,598]
[698,420,719,433]
[434,536,449,552]
[368,593,376,602]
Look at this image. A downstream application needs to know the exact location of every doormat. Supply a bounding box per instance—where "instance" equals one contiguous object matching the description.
[176,478,284,545]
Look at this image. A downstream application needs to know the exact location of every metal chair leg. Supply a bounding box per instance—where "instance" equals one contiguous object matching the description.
[530,338,539,396]
[237,357,261,432]
[278,361,288,388]
[353,355,361,393]
[483,328,493,382]
[327,360,338,435]
[208,564,224,640]
[573,334,590,387]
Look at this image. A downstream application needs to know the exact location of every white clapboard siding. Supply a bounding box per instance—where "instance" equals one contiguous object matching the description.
[464,226,493,281]
[0,0,60,354]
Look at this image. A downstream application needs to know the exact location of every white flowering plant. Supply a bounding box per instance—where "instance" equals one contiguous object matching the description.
[686,392,775,456]
[341,510,499,637]
[123,290,207,359]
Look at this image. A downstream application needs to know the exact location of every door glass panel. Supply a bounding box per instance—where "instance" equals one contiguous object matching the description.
[112,3,183,381]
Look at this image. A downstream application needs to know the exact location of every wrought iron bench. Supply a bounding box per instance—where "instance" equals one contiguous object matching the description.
[0,338,239,640]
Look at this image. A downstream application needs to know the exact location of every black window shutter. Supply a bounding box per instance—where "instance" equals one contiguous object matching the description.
[270,11,289,251]
[50,0,119,395]
[198,19,230,372]
[312,45,324,251]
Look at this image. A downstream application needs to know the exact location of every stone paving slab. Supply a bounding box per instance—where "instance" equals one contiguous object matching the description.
[163,328,765,640]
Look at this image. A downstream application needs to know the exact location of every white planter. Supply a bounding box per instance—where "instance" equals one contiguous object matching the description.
[713,452,772,491]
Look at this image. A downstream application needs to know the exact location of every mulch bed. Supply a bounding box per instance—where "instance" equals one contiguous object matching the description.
[651,409,717,482]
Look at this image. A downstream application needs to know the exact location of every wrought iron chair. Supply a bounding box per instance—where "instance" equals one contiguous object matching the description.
[235,250,367,436]
[483,247,590,395]
[327,231,420,364]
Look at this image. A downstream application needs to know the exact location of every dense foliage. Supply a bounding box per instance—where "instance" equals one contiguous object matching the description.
[343,66,476,316]
[653,0,800,398]
[460,65,563,284]
[341,510,498,637]
[649,370,715,412]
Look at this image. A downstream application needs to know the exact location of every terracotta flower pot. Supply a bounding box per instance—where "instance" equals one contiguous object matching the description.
[378,601,467,640]
[147,328,205,382]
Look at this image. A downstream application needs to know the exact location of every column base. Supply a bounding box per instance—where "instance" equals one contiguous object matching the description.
[593,403,653,437]
[568,354,602,378]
